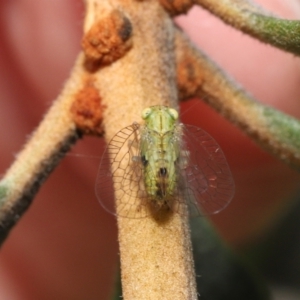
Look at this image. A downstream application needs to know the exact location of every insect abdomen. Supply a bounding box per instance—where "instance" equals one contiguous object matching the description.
[143,134,177,202]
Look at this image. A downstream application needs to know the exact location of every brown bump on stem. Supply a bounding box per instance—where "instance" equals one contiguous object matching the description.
[159,0,194,16]
[176,46,203,100]
[82,9,132,69]
[71,81,104,136]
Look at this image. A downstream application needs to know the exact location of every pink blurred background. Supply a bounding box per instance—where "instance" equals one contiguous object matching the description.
[0,0,300,299]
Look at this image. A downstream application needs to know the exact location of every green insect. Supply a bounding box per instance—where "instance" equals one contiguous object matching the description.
[96,105,234,218]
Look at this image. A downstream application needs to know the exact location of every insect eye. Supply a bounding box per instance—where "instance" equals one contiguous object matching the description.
[142,107,152,119]
[168,108,178,120]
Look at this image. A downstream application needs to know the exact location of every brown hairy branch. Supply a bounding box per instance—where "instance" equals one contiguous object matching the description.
[175,29,300,170]
[83,0,197,298]
[0,54,104,243]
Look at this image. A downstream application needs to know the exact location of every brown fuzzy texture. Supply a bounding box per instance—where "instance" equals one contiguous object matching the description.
[88,0,197,299]
[159,0,194,16]
[82,9,133,67]
[175,29,260,131]
[71,80,104,136]
[176,39,203,99]
[0,54,88,237]
[175,29,300,170]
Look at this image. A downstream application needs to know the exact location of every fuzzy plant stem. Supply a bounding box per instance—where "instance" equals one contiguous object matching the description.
[195,0,300,55]
[175,30,300,170]
[83,0,197,299]
[0,54,90,244]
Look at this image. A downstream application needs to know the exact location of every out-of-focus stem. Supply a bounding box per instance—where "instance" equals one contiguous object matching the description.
[175,29,300,170]
[0,54,92,244]
[195,0,300,55]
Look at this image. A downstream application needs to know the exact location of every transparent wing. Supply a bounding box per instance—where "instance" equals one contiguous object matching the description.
[96,122,234,218]
[179,124,235,216]
[95,123,149,218]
